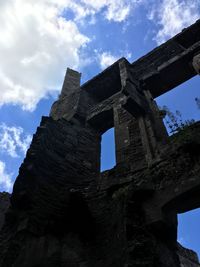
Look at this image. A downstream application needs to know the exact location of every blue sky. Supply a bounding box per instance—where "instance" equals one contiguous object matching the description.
[0,0,199,258]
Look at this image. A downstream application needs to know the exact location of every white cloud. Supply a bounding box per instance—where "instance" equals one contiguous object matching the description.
[0,161,13,192]
[0,0,89,111]
[98,50,132,69]
[0,123,32,158]
[105,1,131,22]
[0,0,144,111]
[98,52,120,69]
[80,0,132,22]
[149,0,200,44]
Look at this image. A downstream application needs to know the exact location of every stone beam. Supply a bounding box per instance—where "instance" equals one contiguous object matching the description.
[131,20,200,97]
[140,41,200,97]
[80,20,200,101]
[81,59,122,102]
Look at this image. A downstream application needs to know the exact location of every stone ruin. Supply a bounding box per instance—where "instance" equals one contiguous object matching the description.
[0,20,200,267]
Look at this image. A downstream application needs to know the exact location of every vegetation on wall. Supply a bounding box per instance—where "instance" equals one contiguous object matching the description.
[161,97,200,134]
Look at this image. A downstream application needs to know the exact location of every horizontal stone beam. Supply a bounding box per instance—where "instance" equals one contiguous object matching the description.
[80,20,200,101]
[140,41,200,97]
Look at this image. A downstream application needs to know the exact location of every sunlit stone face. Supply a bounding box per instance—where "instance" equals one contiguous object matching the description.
[192,54,200,74]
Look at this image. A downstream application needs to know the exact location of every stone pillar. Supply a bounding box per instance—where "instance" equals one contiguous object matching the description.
[50,68,81,120]
[60,68,81,97]
[114,106,146,171]
[114,107,131,165]
[118,58,167,165]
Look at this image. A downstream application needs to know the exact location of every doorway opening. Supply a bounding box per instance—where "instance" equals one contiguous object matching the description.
[100,127,116,172]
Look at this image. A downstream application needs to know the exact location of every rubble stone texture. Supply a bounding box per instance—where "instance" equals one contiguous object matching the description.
[0,20,200,267]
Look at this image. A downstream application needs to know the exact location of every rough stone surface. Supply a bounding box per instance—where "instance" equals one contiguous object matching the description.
[0,193,10,231]
[178,243,200,267]
[0,20,200,267]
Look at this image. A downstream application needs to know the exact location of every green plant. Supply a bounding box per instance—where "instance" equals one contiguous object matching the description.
[161,105,195,134]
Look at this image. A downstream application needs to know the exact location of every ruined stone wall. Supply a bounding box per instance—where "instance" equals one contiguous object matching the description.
[178,243,200,267]
[1,98,200,267]
[0,193,10,231]
[0,20,200,267]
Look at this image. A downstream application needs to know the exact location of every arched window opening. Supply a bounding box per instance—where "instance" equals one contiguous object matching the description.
[101,127,116,172]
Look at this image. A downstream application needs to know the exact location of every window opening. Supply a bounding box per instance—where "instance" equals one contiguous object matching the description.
[156,76,200,135]
[101,127,116,172]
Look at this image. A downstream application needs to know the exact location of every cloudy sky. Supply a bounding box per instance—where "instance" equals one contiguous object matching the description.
[0,0,200,257]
